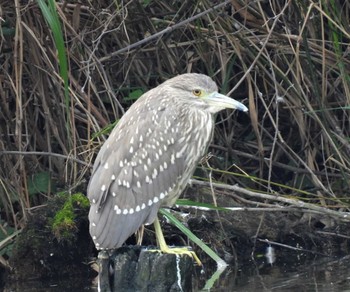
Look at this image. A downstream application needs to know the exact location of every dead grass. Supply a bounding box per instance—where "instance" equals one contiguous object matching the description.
[0,0,349,245]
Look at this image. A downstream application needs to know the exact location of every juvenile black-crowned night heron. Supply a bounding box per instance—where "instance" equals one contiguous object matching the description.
[87,73,248,264]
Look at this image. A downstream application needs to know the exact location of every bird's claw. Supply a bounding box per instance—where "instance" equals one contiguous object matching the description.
[148,246,202,266]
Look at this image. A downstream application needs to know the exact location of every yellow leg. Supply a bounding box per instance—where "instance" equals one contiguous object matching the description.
[150,216,202,266]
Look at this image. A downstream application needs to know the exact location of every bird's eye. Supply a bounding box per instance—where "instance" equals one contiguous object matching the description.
[192,89,202,96]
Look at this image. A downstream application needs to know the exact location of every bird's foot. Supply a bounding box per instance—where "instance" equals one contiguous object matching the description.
[148,246,202,266]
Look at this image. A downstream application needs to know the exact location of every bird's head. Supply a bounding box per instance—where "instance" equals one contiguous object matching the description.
[162,73,248,113]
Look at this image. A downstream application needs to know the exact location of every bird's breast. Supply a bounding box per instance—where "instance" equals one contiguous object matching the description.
[160,109,214,206]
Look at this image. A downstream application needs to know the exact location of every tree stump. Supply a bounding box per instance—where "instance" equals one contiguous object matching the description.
[97,246,194,292]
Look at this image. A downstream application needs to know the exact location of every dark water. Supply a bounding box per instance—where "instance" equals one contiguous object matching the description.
[199,253,350,291]
[4,252,350,291]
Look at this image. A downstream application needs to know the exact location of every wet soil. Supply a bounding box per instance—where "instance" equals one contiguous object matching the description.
[2,185,350,290]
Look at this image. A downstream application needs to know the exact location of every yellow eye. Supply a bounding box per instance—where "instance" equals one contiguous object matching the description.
[192,89,202,96]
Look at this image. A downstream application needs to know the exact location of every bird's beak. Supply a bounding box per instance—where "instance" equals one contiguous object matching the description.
[205,92,248,112]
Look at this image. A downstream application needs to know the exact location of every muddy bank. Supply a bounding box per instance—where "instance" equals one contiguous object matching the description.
[4,193,95,284]
[3,186,350,288]
[183,186,350,259]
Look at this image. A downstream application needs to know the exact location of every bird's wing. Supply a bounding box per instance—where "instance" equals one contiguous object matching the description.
[87,91,206,249]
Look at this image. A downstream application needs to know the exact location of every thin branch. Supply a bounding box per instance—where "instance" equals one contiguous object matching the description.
[87,0,232,66]
[191,179,350,222]
[0,151,90,167]
[257,238,330,256]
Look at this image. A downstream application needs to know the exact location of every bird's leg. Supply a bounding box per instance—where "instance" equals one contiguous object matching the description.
[136,224,145,245]
[97,250,112,292]
[150,216,202,266]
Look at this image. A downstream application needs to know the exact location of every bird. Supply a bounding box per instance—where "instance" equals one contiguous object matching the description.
[87,73,248,264]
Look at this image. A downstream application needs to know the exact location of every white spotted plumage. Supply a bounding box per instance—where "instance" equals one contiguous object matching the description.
[87,73,246,250]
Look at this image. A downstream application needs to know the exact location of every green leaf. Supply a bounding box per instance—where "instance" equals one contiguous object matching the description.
[37,0,71,148]
[0,220,15,241]
[142,0,152,7]
[91,120,119,140]
[27,172,55,196]
[159,208,226,265]
[124,89,144,101]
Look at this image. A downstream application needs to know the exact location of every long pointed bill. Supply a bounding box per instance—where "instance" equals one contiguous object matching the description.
[205,92,248,112]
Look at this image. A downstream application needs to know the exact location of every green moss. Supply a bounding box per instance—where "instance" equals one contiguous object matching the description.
[11,192,92,279]
[50,192,90,242]
[70,192,90,208]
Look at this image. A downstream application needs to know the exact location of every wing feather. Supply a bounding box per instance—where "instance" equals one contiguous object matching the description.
[88,89,213,249]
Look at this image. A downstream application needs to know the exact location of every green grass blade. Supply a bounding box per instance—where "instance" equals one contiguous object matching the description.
[159,208,226,266]
[37,0,70,147]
